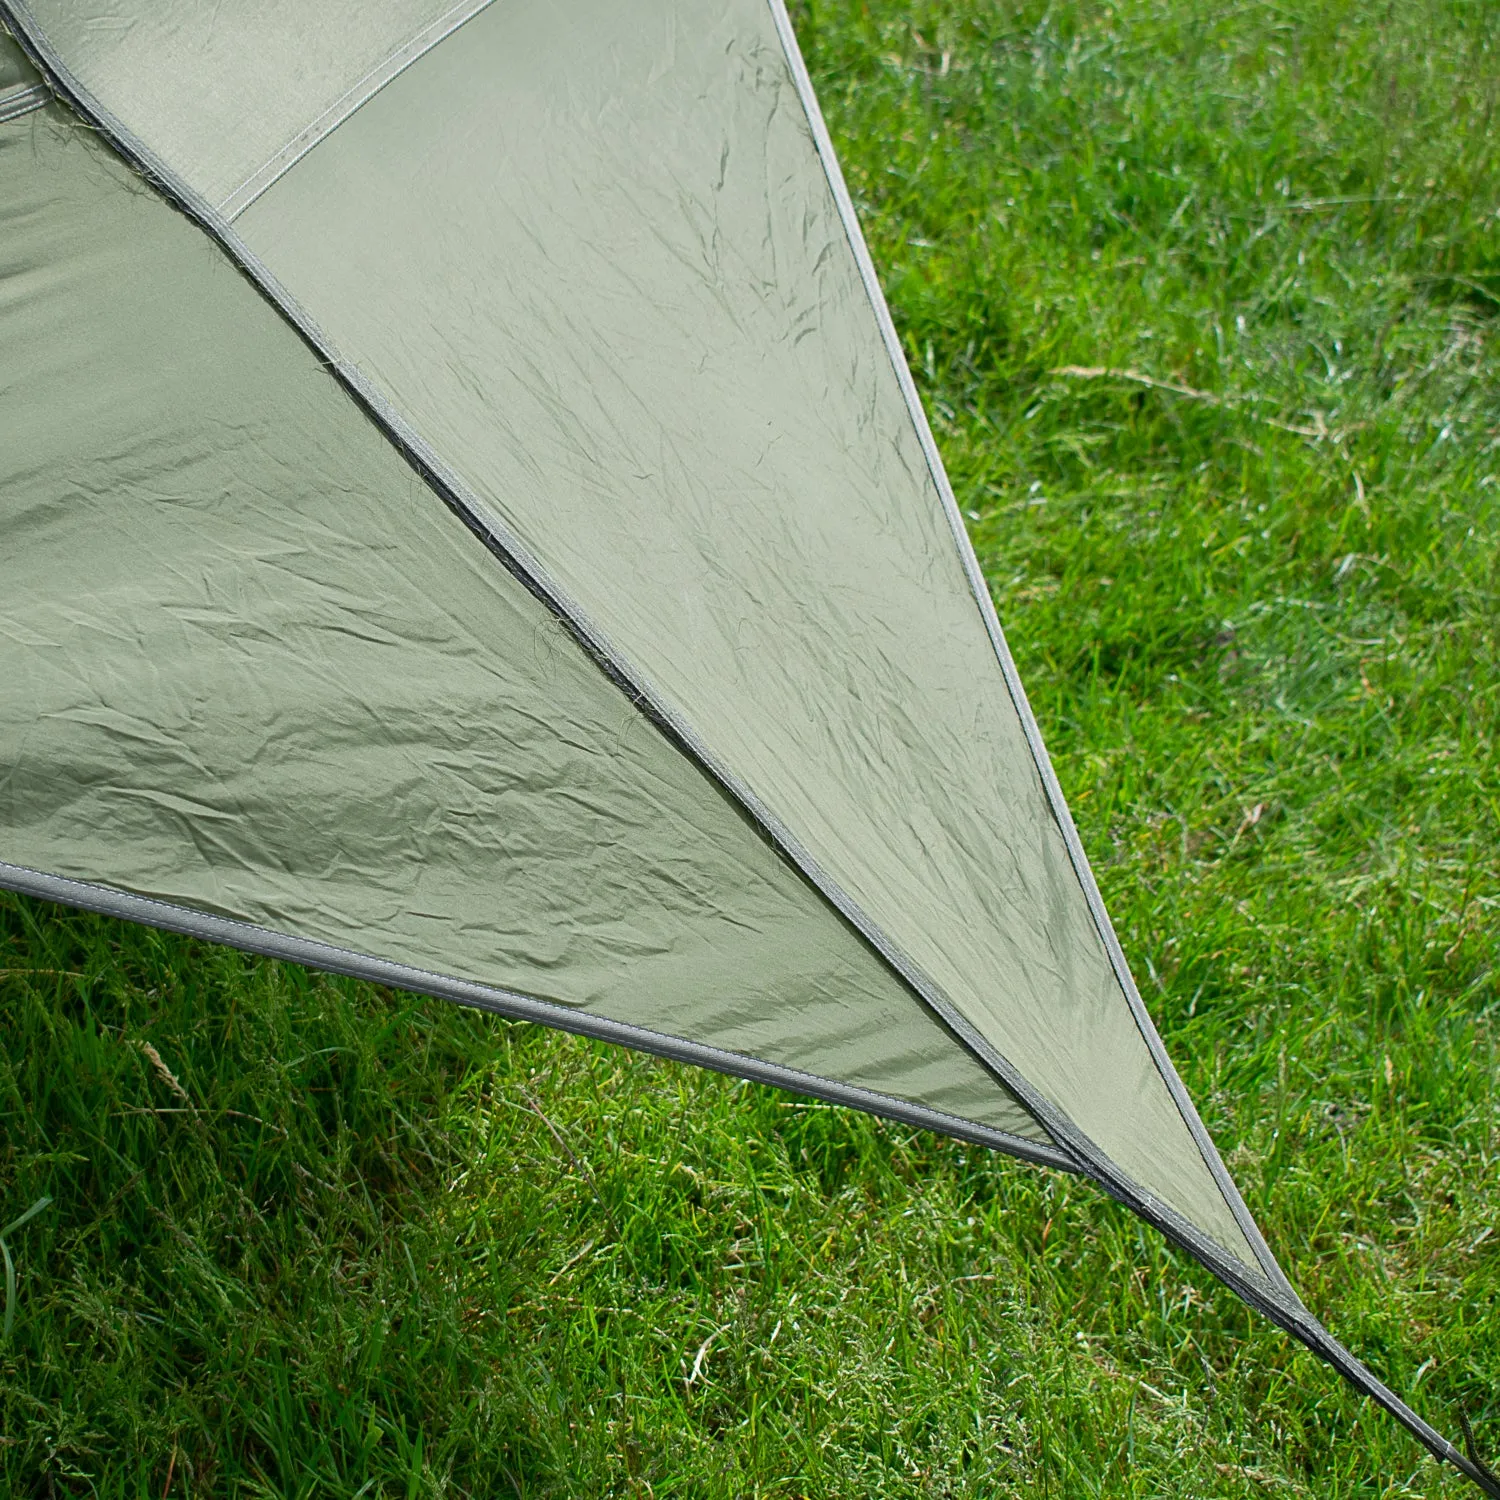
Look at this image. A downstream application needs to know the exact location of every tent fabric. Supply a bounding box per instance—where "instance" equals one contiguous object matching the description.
[0,98,1051,1155]
[234,0,1259,1268]
[0,22,40,118]
[0,0,1266,1269]
[0,22,34,85]
[6,6,1496,1491]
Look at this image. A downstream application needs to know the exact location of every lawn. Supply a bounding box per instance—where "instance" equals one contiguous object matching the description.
[2,0,1498,1493]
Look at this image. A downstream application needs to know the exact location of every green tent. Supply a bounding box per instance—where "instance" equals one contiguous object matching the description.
[0,2,1491,1488]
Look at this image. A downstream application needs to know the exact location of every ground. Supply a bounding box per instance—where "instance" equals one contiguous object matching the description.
[2,0,1497,1493]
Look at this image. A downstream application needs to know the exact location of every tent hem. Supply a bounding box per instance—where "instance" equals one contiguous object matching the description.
[6,859,1491,1490]
[1093,1145,1500,1495]
[0,859,1072,1173]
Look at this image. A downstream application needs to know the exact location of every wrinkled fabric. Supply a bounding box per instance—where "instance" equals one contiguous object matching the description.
[3,0,1265,1268]
[234,0,1255,1264]
[0,104,1045,1142]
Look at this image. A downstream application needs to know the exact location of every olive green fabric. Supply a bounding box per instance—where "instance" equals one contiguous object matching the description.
[0,102,1045,1142]
[3,0,1267,1271]
[0,24,36,89]
[227,0,1256,1265]
[19,0,496,214]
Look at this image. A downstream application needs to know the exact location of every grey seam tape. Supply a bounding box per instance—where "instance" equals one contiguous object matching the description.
[0,80,45,122]
[217,0,501,220]
[761,0,1292,1302]
[0,860,1073,1174]
[9,11,1494,1492]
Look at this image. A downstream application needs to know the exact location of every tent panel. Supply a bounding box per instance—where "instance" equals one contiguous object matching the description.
[236,0,1256,1266]
[19,0,494,212]
[0,101,1045,1147]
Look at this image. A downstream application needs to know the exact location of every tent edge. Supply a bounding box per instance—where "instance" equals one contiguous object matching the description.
[0,859,1074,1174]
[760,0,1293,1301]
[760,7,1500,1495]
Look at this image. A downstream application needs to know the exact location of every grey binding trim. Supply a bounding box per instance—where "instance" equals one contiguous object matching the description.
[762,0,1289,1304]
[0,79,45,122]
[217,0,500,220]
[0,860,1073,1175]
[8,9,1496,1492]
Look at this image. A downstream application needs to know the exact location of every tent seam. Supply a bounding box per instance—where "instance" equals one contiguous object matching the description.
[0,859,1074,1174]
[761,0,1291,1299]
[215,0,501,220]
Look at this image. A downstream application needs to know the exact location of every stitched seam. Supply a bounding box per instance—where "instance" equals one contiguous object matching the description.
[0,859,1072,1173]
[216,0,500,220]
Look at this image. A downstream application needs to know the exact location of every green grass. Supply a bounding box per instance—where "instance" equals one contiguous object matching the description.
[3,0,1499,1492]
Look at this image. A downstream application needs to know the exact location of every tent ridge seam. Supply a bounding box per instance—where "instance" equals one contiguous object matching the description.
[215,0,502,220]
[0,859,1075,1174]
[761,0,1291,1300]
